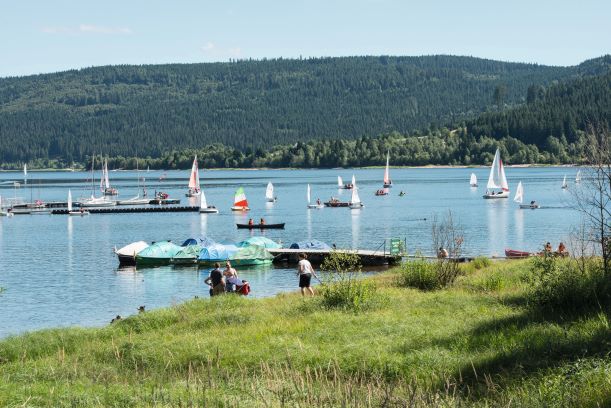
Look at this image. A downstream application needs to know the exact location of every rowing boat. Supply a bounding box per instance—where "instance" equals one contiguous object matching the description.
[236,223,285,229]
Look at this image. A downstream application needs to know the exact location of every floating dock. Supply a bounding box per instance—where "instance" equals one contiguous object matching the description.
[52,206,199,214]
[268,248,402,266]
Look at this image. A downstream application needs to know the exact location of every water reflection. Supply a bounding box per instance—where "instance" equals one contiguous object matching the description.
[514,207,524,250]
[486,199,509,257]
[351,209,361,249]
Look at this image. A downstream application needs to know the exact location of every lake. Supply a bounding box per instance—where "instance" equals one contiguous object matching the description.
[0,166,582,338]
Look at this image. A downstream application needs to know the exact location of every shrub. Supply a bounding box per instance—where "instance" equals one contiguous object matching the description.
[319,251,381,312]
[397,259,441,291]
[471,256,492,270]
[528,255,610,313]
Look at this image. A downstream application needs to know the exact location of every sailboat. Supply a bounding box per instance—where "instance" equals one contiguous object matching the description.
[102,160,118,196]
[483,149,509,199]
[307,184,323,209]
[514,181,539,209]
[186,156,201,197]
[23,164,27,185]
[470,173,478,187]
[81,156,116,208]
[561,175,568,189]
[265,182,276,202]
[117,169,150,206]
[199,187,219,213]
[575,170,581,183]
[231,187,250,211]
[338,175,353,189]
[68,189,89,216]
[383,152,392,188]
[0,196,14,217]
[349,175,364,209]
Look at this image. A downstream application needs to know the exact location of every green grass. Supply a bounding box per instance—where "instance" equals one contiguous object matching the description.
[1,259,610,407]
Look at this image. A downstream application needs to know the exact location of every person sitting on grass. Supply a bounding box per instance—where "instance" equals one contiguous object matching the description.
[437,247,449,259]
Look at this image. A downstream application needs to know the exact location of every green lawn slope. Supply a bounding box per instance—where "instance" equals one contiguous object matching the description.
[1,260,609,407]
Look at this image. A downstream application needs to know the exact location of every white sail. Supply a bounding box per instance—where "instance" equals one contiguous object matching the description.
[266,182,274,200]
[514,182,523,203]
[383,152,391,185]
[470,173,477,186]
[307,184,311,204]
[23,164,27,178]
[562,175,568,189]
[104,160,110,189]
[575,170,581,183]
[351,176,361,205]
[337,176,343,187]
[200,189,208,209]
[487,149,509,191]
[67,189,73,211]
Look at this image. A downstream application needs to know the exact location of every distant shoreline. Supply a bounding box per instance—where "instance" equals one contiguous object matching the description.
[0,163,583,172]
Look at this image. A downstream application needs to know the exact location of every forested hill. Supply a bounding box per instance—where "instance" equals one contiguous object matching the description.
[0,55,603,164]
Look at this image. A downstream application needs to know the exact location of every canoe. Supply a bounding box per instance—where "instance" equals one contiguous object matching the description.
[236,223,285,229]
[505,249,531,259]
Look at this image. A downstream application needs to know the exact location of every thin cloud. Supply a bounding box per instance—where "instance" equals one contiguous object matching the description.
[200,42,242,59]
[41,24,132,35]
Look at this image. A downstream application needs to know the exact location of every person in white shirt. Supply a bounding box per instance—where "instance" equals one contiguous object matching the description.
[297,253,318,296]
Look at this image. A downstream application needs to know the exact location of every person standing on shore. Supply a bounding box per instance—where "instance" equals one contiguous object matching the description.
[205,262,225,296]
[224,261,238,292]
[297,253,318,297]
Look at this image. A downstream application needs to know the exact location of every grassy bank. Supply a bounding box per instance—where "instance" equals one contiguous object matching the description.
[1,259,610,407]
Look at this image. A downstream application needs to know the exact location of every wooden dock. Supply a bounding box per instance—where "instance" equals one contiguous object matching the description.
[52,206,199,214]
[268,248,402,266]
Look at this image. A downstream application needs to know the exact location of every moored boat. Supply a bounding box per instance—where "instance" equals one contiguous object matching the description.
[67,189,89,216]
[505,248,532,259]
[115,241,149,265]
[483,149,509,199]
[0,196,13,217]
[199,187,218,213]
[135,241,183,266]
[101,160,118,196]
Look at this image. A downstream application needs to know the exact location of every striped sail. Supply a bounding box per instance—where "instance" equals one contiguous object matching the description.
[234,187,248,207]
[188,156,200,190]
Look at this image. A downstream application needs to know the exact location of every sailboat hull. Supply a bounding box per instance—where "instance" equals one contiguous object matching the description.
[186,190,201,197]
[383,183,392,188]
[483,191,509,199]
[200,207,219,214]
[307,204,324,209]
[519,204,539,209]
[231,206,250,211]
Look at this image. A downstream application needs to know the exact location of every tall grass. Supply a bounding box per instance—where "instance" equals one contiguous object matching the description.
[1,259,609,407]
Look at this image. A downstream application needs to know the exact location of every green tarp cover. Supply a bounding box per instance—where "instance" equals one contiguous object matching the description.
[237,236,281,249]
[136,241,182,259]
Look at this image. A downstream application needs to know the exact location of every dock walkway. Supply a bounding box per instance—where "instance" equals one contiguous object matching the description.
[268,248,402,266]
[52,206,199,214]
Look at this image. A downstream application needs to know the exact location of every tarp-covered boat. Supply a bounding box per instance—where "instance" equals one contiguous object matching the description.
[171,245,202,265]
[136,241,183,266]
[115,241,150,265]
[237,236,282,249]
[198,243,273,266]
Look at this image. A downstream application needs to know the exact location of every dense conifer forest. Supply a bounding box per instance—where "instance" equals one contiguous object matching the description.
[0,55,609,169]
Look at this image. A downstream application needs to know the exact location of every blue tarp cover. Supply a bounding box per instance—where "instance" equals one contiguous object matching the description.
[198,243,240,261]
[137,241,183,259]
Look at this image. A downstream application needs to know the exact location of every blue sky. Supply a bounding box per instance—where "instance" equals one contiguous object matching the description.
[1,0,609,77]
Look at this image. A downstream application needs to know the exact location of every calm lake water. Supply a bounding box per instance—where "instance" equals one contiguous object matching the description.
[0,167,581,338]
